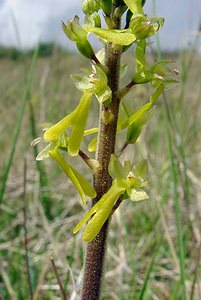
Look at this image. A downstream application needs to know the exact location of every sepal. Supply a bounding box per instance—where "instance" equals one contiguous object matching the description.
[73,183,125,241]
[109,154,128,180]
[127,188,148,201]
[49,149,96,204]
[74,156,149,241]
[44,92,92,156]
[123,0,144,15]
[72,65,112,104]
[136,40,146,72]
[86,27,136,46]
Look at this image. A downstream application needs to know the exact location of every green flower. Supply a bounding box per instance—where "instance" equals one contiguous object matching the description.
[119,83,165,132]
[32,127,97,204]
[129,14,164,40]
[132,40,178,87]
[44,92,92,156]
[49,149,96,204]
[72,65,112,104]
[74,155,148,241]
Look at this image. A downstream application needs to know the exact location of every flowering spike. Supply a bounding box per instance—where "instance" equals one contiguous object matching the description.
[74,154,149,240]
[36,0,177,248]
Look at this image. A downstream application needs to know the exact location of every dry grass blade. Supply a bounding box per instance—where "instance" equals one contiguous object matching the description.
[33,255,51,300]
[50,256,68,300]
[190,242,201,300]
[138,238,162,300]
[156,200,179,271]
[0,46,38,204]
[0,264,17,300]
[23,159,33,300]
[164,101,187,299]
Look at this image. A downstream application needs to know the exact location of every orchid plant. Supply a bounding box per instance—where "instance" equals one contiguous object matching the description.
[33,0,177,298]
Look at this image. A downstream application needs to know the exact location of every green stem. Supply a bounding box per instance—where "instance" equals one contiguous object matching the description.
[81,42,122,299]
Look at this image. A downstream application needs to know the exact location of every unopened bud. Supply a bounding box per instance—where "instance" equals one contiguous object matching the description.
[62,17,87,42]
[76,41,95,59]
[84,12,101,27]
[130,14,164,40]
[82,0,100,15]
[62,17,95,59]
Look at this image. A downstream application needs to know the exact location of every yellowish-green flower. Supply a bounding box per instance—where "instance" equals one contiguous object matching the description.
[73,155,148,241]
[72,64,112,104]
[44,91,92,156]
[49,149,96,204]
[32,124,97,204]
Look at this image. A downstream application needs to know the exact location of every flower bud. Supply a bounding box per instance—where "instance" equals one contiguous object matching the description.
[132,70,152,84]
[129,14,146,33]
[76,41,95,59]
[82,0,100,15]
[62,17,95,59]
[62,16,88,42]
[84,12,101,28]
[130,14,164,40]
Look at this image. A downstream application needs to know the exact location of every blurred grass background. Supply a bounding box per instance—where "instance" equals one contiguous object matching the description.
[0,35,201,300]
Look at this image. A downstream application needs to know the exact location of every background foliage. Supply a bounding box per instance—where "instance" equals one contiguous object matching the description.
[0,38,201,299]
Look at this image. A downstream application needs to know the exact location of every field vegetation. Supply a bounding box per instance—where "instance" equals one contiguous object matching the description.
[0,44,201,299]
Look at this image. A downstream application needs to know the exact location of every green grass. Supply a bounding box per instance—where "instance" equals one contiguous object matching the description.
[164,105,187,299]
[0,47,201,299]
[0,46,38,204]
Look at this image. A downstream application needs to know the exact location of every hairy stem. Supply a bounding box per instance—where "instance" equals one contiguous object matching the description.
[81,40,122,299]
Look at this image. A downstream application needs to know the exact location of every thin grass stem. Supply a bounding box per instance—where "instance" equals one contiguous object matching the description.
[50,257,67,300]
[164,105,187,300]
[29,101,51,219]
[23,159,33,300]
[0,46,38,204]
[138,237,162,300]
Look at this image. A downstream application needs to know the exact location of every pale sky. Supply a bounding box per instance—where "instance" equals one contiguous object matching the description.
[0,0,200,51]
